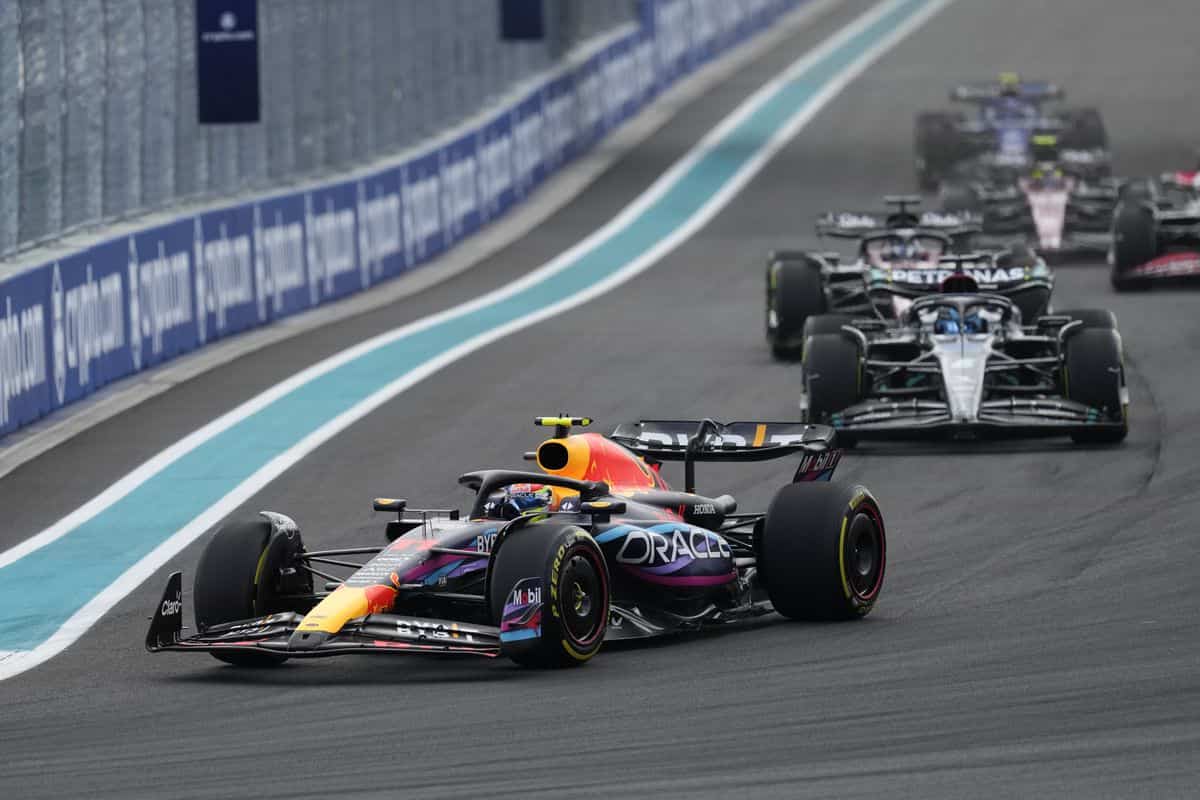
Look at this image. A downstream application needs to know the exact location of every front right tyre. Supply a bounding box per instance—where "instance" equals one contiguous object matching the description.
[802,333,862,441]
[1063,328,1128,444]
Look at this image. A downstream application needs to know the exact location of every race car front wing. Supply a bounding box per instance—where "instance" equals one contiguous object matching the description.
[146,572,502,659]
[828,396,1125,440]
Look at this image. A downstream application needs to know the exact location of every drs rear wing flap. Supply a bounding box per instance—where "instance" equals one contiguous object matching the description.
[610,419,842,491]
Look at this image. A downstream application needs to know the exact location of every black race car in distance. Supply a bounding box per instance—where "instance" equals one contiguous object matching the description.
[146,417,885,669]
[1110,171,1200,290]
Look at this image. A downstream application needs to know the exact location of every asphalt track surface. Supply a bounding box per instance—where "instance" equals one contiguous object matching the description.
[2,0,1200,797]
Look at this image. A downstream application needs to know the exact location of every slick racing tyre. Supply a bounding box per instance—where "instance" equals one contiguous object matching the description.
[767,256,826,360]
[940,182,983,215]
[194,514,310,667]
[803,333,862,443]
[1053,308,1117,329]
[915,112,965,191]
[759,482,885,620]
[1110,203,1158,292]
[1060,107,1109,151]
[490,523,609,668]
[1063,328,1128,444]
[801,314,853,358]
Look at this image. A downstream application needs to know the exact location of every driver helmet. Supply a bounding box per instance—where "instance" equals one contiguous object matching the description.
[934,307,961,334]
[485,483,556,520]
[933,307,987,334]
[882,238,921,262]
[998,72,1021,96]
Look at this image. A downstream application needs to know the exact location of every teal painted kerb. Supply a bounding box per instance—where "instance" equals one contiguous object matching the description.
[0,0,935,651]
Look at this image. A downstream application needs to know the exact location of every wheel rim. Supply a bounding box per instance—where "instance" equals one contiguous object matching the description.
[558,551,604,646]
[844,511,884,601]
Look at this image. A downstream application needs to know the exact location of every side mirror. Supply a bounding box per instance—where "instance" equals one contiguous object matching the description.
[580,501,626,522]
[373,498,407,513]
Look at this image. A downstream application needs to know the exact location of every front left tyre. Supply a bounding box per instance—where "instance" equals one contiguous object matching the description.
[803,333,862,445]
[489,522,610,668]
[758,482,886,620]
[194,515,310,666]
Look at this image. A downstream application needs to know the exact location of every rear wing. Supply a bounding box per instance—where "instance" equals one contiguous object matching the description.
[816,208,980,239]
[610,419,841,492]
[951,80,1063,103]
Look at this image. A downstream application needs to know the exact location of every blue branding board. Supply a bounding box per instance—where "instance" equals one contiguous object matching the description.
[127,221,199,373]
[499,0,546,41]
[0,267,52,435]
[194,204,259,343]
[195,0,261,124]
[304,181,362,304]
[253,192,310,324]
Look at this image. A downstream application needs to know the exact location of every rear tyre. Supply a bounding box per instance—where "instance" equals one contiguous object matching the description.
[803,334,862,438]
[1063,328,1127,444]
[1110,204,1158,292]
[490,523,609,668]
[939,182,983,215]
[759,482,885,620]
[767,257,827,360]
[1060,107,1108,151]
[195,516,304,667]
[915,112,965,191]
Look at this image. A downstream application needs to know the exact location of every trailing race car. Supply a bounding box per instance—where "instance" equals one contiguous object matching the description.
[915,73,1110,190]
[146,416,885,669]
[765,197,1053,358]
[799,267,1128,445]
[1110,170,1200,290]
[939,135,1119,257]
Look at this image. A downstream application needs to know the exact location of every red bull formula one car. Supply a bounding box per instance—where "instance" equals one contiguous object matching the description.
[146,417,885,668]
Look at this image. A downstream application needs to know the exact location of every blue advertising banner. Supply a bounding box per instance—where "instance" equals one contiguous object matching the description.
[194,204,258,344]
[304,182,361,305]
[51,242,134,410]
[476,114,516,227]
[253,193,310,324]
[499,0,545,41]
[195,0,261,124]
[127,221,198,372]
[357,169,406,286]
[401,151,446,268]
[510,93,548,201]
[0,267,51,436]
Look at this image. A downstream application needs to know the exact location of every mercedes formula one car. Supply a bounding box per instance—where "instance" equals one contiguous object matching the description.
[938,135,1119,257]
[915,74,1110,190]
[765,196,1054,358]
[1110,170,1200,291]
[146,417,885,668]
[798,267,1128,445]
